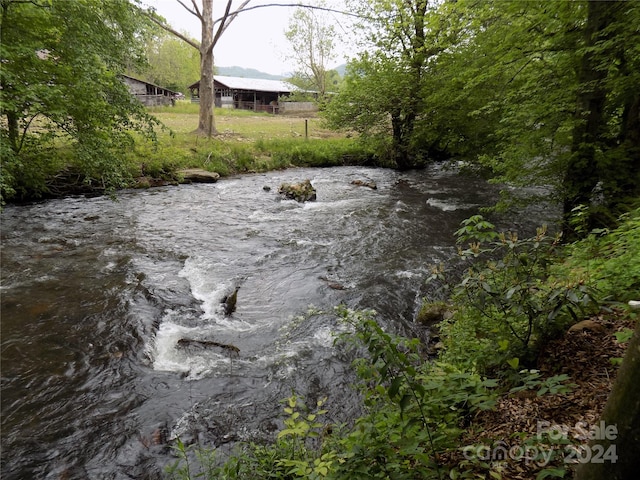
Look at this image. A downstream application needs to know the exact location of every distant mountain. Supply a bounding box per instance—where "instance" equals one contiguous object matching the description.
[215,66,287,80]
[216,64,348,80]
[333,63,347,77]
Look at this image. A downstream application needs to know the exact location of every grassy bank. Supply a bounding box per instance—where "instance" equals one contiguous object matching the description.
[130,103,377,181]
[2,103,378,203]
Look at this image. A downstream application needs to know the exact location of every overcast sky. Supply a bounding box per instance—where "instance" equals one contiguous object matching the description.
[142,0,355,76]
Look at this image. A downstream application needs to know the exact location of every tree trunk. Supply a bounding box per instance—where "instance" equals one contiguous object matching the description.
[197,0,216,136]
[563,1,613,236]
[5,110,19,153]
[574,307,640,480]
[391,112,416,171]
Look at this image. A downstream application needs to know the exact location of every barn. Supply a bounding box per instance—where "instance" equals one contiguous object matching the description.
[188,76,301,113]
[121,74,179,107]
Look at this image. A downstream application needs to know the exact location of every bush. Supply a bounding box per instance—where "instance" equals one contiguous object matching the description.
[329,307,498,479]
[557,207,640,303]
[430,216,599,370]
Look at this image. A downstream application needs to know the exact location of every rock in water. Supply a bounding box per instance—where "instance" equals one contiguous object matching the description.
[278,179,316,202]
[221,286,239,315]
[351,179,377,190]
[179,169,220,183]
[177,338,240,354]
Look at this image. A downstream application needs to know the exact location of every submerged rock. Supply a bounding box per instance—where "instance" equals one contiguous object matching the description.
[278,179,316,202]
[351,179,377,190]
[176,338,240,354]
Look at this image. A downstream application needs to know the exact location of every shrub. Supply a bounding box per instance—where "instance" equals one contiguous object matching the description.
[431,216,599,370]
[331,307,498,479]
[557,207,640,303]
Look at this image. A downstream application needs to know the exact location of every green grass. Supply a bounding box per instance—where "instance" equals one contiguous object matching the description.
[2,103,375,202]
[129,104,374,179]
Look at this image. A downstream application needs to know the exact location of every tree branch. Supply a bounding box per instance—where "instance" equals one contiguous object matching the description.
[145,10,200,49]
[148,1,369,55]
[214,3,371,25]
[174,0,199,18]
[189,0,202,18]
[211,0,251,51]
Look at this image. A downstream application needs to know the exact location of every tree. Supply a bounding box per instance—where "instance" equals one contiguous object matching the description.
[324,0,453,169]
[140,30,200,94]
[575,303,640,480]
[285,1,337,96]
[564,0,640,234]
[442,0,640,234]
[0,0,159,201]
[324,0,639,227]
[146,0,250,137]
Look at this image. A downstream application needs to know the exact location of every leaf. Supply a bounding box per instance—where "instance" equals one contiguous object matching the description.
[388,376,403,399]
[399,394,412,413]
[536,467,566,479]
[506,285,520,299]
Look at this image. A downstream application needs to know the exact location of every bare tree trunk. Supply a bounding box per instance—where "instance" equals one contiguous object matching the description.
[146,0,251,137]
[197,0,216,136]
[575,303,640,480]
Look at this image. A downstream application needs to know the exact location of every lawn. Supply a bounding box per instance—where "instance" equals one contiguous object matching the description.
[147,101,342,139]
[132,102,372,180]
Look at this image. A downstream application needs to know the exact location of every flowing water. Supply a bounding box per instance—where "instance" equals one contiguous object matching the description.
[1,165,552,479]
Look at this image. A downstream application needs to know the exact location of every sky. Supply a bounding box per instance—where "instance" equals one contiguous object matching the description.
[142,0,355,77]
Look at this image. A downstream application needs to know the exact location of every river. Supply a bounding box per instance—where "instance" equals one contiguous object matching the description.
[1,165,551,479]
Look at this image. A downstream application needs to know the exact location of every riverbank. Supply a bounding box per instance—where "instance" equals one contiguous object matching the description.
[1,105,380,204]
[168,208,639,480]
[444,306,634,479]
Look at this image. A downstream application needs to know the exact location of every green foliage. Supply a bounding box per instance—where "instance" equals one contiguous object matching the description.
[331,307,498,479]
[455,215,500,244]
[325,0,459,169]
[204,395,336,480]
[508,370,576,397]
[137,30,200,95]
[328,0,640,228]
[165,437,220,480]
[275,395,336,479]
[433,217,599,370]
[0,0,159,201]
[557,207,640,302]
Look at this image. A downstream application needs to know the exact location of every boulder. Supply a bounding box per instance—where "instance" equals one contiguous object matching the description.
[278,179,316,202]
[351,179,377,190]
[221,286,239,315]
[568,319,606,334]
[179,169,220,183]
[416,301,451,325]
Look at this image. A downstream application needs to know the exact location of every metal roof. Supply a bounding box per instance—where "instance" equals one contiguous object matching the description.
[189,76,299,93]
[121,74,179,94]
